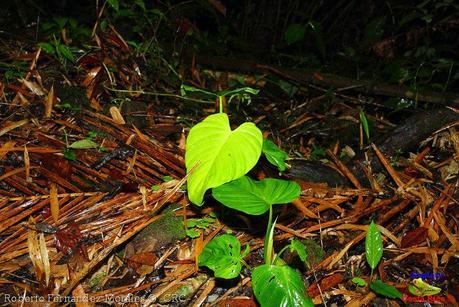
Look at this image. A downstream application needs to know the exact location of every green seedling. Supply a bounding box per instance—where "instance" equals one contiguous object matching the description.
[359,110,370,142]
[185,87,313,306]
[262,139,289,172]
[185,216,216,239]
[364,221,403,300]
[180,84,259,113]
[198,234,250,279]
[63,131,102,160]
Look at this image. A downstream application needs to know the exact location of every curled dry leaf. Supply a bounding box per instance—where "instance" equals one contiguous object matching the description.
[27,218,51,286]
[19,78,47,96]
[109,106,126,125]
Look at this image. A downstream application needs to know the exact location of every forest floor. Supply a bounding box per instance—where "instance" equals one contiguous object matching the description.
[0,24,458,307]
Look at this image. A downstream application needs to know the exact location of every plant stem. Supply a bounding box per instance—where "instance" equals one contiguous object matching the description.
[105,87,214,104]
[219,96,223,113]
[264,205,274,264]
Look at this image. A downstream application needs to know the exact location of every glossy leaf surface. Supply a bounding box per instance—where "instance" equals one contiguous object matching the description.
[186,113,263,205]
[212,176,300,215]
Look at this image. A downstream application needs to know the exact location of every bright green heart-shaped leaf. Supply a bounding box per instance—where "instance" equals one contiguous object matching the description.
[185,113,263,205]
[263,139,289,172]
[370,280,402,299]
[252,264,314,307]
[212,176,301,215]
[198,234,248,279]
[365,221,383,270]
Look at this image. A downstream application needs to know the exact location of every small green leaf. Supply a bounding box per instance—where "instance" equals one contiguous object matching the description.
[63,149,76,161]
[252,264,314,307]
[408,278,442,297]
[135,0,146,10]
[198,234,247,279]
[68,139,99,149]
[277,79,298,98]
[186,217,215,229]
[107,0,119,11]
[151,185,160,191]
[289,239,308,262]
[284,24,305,45]
[186,228,200,238]
[262,139,289,172]
[365,221,383,270]
[162,175,173,182]
[38,42,55,54]
[87,131,98,139]
[185,113,263,205]
[56,44,75,62]
[359,110,370,141]
[370,280,402,299]
[352,277,367,287]
[212,176,301,215]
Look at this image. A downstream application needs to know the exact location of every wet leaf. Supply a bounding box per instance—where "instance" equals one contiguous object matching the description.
[365,221,383,270]
[198,234,248,279]
[253,264,314,307]
[370,280,402,299]
[185,113,263,205]
[212,176,300,215]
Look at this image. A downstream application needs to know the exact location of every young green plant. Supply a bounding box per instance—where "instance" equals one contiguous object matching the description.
[364,221,402,300]
[184,86,313,306]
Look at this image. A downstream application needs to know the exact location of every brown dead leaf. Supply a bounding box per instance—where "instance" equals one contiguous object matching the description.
[19,78,46,96]
[127,252,158,275]
[307,273,344,297]
[0,119,29,137]
[41,155,73,178]
[50,183,59,224]
[217,298,258,307]
[24,145,32,183]
[109,106,126,124]
[45,85,54,118]
[27,218,51,286]
[401,227,428,248]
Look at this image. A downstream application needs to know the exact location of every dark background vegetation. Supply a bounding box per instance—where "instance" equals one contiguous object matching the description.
[1,0,459,102]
